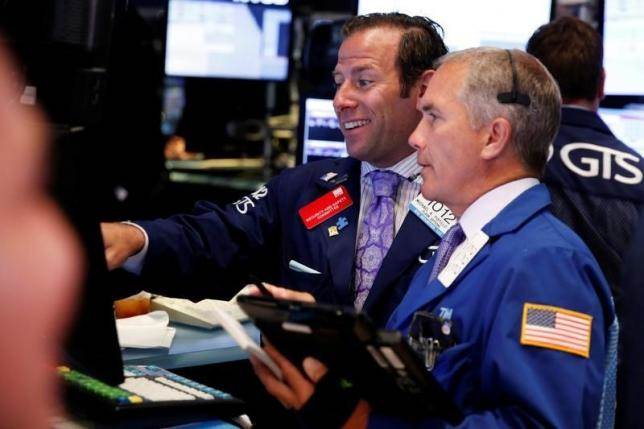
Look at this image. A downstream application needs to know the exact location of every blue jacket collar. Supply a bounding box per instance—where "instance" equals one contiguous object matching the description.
[314,157,360,190]
[482,183,551,237]
[560,107,614,138]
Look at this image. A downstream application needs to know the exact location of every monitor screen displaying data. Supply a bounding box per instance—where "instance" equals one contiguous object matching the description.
[357,0,552,51]
[301,97,346,164]
[603,0,644,96]
[165,0,292,80]
[598,106,644,156]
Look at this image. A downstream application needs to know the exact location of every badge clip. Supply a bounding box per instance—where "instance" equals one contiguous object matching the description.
[320,172,338,182]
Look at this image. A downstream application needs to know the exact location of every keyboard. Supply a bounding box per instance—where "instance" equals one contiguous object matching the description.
[60,364,245,424]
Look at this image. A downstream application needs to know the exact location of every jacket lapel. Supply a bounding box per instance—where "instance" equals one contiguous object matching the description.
[319,159,362,304]
[391,245,492,327]
[390,185,553,327]
[362,212,440,314]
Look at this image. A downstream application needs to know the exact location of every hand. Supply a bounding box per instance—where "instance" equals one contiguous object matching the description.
[250,342,327,410]
[245,283,316,303]
[100,222,145,270]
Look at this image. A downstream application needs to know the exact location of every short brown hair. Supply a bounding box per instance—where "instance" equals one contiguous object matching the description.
[342,13,448,98]
[526,17,602,102]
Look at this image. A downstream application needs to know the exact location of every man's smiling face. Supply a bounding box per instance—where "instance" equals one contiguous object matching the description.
[333,26,421,168]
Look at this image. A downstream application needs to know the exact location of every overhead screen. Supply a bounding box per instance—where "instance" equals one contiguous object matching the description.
[165,0,292,80]
[300,97,347,164]
[357,0,552,51]
[603,0,644,96]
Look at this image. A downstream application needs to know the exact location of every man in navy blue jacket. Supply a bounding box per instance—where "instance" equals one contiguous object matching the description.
[527,16,644,295]
[101,13,449,326]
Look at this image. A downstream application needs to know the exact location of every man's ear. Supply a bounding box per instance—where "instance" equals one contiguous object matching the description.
[418,70,435,98]
[598,68,606,101]
[481,117,512,160]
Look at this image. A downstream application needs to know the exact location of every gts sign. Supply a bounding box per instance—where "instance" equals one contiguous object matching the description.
[556,142,643,185]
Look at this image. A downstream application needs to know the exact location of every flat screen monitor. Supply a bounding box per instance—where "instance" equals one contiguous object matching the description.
[598,106,644,156]
[356,0,553,51]
[299,97,347,164]
[603,0,644,96]
[165,0,292,80]
[51,131,125,386]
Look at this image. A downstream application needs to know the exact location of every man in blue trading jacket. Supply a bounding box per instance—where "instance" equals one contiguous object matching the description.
[251,48,615,428]
[101,13,449,326]
[527,17,644,294]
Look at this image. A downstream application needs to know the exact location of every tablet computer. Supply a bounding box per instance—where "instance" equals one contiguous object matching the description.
[236,295,462,423]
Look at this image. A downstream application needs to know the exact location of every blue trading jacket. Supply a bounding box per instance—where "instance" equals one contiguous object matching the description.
[137,157,440,326]
[372,185,614,428]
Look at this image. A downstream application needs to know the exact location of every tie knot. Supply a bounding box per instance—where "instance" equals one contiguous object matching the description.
[369,170,401,198]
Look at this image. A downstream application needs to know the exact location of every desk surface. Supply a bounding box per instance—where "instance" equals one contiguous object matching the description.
[122,322,260,370]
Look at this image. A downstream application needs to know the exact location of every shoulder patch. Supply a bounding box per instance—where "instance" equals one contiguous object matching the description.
[520,303,592,358]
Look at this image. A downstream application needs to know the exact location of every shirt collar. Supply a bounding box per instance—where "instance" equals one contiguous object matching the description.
[459,178,540,239]
[360,152,421,181]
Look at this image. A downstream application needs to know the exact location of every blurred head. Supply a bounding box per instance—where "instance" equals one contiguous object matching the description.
[0,44,81,427]
[409,47,561,216]
[526,16,603,106]
[333,13,447,168]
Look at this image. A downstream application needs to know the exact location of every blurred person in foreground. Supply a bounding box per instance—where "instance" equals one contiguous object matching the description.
[0,43,82,427]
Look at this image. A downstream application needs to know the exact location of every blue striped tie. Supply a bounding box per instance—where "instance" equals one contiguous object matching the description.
[428,223,465,284]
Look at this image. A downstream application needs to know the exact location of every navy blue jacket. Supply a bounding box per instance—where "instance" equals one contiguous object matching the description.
[137,157,440,325]
[545,107,644,292]
[616,209,644,428]
[372,185,614,428]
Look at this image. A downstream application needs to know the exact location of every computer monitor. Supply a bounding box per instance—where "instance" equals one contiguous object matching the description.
[165,0,292,81]
[603,0,644,96]
[356,0,553,51]
[0,0,115,126]
[598,106,644,156]
[298,96,347,165]
[50,131,126,386]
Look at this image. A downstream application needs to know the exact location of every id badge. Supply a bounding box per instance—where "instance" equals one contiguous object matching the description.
[409,195,456,237]
[298,186,353,230]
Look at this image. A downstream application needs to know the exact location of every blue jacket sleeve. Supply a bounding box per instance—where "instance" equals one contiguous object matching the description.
[135,171,287,289]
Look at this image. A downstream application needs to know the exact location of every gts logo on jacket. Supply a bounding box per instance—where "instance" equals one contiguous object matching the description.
[549,142,643,185]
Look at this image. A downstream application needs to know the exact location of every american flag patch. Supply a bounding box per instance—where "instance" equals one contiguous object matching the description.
[520,303,592,358]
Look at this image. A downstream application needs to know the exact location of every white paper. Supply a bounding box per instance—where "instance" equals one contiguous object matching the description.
[209,304,283,380]
[150,296,249,330]
[116,311,176,349]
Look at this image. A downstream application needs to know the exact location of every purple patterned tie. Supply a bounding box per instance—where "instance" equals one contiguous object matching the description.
[354,170,402,310]
[428,223,465,284]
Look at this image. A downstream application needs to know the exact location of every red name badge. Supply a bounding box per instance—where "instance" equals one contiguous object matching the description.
[299,186,353,230]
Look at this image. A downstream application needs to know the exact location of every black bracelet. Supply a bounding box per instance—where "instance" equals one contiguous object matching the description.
[296,371,361,429]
